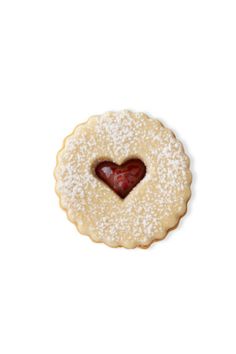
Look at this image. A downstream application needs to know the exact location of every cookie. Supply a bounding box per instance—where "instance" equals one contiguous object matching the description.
[54,110,191,248]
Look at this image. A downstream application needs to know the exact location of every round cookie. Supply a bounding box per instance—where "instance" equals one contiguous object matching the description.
[54,110,191,248]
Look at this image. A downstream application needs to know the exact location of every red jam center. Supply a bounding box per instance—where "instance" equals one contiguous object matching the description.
[95,159,146,199]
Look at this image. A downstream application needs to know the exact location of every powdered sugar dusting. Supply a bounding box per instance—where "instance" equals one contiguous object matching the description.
[55,110,191,248]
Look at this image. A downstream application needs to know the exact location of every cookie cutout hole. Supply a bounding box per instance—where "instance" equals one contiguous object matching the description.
[95,159,146,199]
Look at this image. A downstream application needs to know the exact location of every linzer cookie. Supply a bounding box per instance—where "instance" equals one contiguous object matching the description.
[54,110,191,248]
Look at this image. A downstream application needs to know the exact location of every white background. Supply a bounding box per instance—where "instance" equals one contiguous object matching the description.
[0,1,236,353]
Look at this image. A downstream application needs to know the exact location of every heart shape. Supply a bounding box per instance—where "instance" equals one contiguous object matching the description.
[95,159,146,199]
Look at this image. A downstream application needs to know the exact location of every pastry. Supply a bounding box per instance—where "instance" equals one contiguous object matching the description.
[54,110,191,248]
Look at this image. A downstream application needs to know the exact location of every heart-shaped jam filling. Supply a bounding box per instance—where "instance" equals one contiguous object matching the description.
[95,159,146,199]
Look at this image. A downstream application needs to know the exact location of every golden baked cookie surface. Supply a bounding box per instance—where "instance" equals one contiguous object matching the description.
[55,110,191,248]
